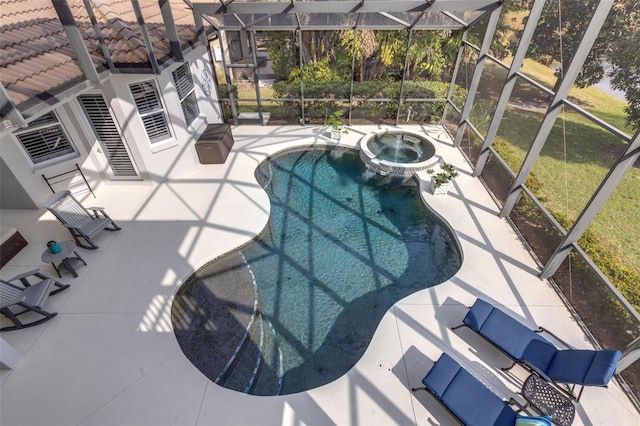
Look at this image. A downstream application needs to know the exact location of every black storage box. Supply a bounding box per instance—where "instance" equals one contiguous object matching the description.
[195,123,235,164]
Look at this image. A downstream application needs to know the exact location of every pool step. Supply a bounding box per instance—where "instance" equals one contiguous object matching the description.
[214,252,283,395]
[216,310,264,392]
[172,251,258,386]
[250,314,283,395]
[216,310,283,395]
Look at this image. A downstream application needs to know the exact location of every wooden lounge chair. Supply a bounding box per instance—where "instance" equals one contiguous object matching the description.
[0,270,70,331]
[1,280,54,331]
[7,268,70,295]
[453,298,621,400]
[43,190,121,249]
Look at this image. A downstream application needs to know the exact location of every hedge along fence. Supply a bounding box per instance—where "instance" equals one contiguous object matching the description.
[271,80,468,123]
[217,80,467,123]
[556,211,640,314]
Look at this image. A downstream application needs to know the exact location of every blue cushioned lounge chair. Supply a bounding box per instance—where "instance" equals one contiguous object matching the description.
[520,340,621,401]
[412,353,521,426]
[453,298,622,400]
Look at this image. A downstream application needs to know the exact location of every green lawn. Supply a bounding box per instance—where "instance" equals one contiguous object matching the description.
[479,61,640,280]
[494,107,640,271]
[519,59,631,134]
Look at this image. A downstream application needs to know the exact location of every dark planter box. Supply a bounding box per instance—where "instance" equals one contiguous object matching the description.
[195,124,235,164]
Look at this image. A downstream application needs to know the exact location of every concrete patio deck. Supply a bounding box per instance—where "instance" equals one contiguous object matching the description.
[1,124,637,425]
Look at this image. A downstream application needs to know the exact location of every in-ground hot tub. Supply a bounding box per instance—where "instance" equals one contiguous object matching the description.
[359,130,440,177]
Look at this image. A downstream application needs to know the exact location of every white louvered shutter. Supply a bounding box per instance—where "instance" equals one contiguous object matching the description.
[15,112,75,164]
[79,95,138,177]
[129,81,172,143]
[172,63,199,125]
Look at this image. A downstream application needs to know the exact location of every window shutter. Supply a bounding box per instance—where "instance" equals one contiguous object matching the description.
[129,80,171,143]
[181,92,199,125]
[79,94,138,177]
[130,81,162,113]
[172,63,200,125]
[172,64,192,99]
[15,113,75,164]
[141,113,171,142]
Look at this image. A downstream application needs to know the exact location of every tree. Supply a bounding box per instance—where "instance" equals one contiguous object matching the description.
[517,0,603,87]
[608,2,640,130]
[508,0,639,130]
[406,30,462,81]
[339,29,461,82]
[339,29,390,81]
[266,32,299,81]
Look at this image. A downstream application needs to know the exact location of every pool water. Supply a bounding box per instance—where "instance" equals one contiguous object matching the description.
[172,147,461,395]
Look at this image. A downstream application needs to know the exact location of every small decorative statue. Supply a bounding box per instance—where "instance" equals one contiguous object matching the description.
[47,240,61,254]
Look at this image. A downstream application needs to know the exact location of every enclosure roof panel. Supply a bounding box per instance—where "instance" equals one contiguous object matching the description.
[194,0,501,29]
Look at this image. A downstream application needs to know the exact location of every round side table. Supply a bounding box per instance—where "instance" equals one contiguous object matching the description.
[41,240,87,278]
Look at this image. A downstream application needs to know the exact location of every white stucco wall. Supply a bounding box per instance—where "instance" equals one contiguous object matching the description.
[104,46,222,182]
[0,101,95,208]
[0,46,221,209]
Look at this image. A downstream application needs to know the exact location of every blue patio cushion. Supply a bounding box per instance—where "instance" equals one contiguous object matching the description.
[423,353,517,426]
[422,352,461,398]
[583,350,622,385]
[463,298,495,330]
[464,299,552,360]
[521,339,558,372]
[546,349,621,386]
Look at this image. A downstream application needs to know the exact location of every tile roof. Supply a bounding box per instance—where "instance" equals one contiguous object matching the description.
[1,0,208,114]
[1,0,85,108]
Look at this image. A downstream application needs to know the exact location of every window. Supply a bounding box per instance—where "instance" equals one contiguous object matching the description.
[15,112,76,165]
[172,63,199,126]
[129,80,172,144]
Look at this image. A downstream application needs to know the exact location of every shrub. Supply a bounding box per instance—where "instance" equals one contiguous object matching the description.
[271,79,468,124]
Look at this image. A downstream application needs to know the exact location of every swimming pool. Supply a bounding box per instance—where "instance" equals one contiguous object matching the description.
[172,146,461,395]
